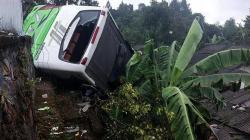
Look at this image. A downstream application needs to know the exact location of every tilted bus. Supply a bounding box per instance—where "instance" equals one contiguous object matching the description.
[23,5,133,90]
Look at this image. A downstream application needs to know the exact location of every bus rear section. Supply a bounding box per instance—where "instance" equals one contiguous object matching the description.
[85,13,133,90]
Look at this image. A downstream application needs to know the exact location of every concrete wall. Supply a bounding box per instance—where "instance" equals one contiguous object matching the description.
[0,0,23,34]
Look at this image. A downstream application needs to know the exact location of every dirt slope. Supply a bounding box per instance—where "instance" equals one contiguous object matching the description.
[34,78,104,140]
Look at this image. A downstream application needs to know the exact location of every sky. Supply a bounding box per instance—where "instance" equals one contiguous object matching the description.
[98,0,250,25]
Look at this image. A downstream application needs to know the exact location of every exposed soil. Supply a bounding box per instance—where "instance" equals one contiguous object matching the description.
[0,32,105,140]
[35,78,104,140]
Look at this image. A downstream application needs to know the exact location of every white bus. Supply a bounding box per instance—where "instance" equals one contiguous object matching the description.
[24,5,133,90]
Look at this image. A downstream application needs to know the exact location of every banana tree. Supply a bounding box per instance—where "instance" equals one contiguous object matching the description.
[126,18,250,140]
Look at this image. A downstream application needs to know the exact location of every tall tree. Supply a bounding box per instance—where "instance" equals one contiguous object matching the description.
[203,23,222,43]
[141,0,170,45]
[222,18,238,42]
[244,15,250,43]
[168,0,193,44]
[180,0,191,16]
[111,0,242,47]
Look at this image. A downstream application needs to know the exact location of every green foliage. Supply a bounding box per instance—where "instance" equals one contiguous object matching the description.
[111,1,250,47]
[211,34,218,44]
[162,87,207,140]
[102,83,171,139]
[244,15,250,43]
[124,19,208,140]
[211,34,223,44]
[124,18,250,140]
[202,23,223,45]
[171,19,203,84]
[101,1,250,139]
[186,86,224,109]
[222,18,238,42]
[183,49,250,77]
[183,73,250,88]
[111,0,194,46]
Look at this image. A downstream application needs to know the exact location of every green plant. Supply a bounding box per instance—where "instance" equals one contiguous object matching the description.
[211,34,223,44]
[102,83,171,139]
[126,18,250,140]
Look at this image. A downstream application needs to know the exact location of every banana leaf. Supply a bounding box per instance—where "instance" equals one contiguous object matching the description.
[183,49,250,78]
[171,19,203,84]
[162,87,208,140]
[154,46,170,76]
[166,41,178,84]
[138,80,152,96]
[126,51,142,78]
[126,53,153,83]
[186,86,224,109]
[144,39,155,60]
[183,73,250,88]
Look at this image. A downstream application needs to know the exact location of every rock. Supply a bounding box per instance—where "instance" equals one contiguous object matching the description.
[42,94,48,99]
[38,106,50,111]
[78,102,91,113]
[237,107,246,111]
[0,34,36,140]
[65,126,80,133]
